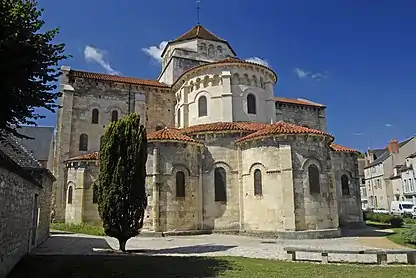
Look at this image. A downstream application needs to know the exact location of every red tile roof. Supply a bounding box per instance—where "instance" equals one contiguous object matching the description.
[236,121,332,143]
[274,97,325,108]
[67,152,99,161]
[330,143,359,153]
[147,128,203,145]
[181,122,267,135]
[69,70,169,88]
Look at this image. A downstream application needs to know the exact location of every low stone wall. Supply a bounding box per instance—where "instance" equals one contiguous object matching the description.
[0,166,52,278]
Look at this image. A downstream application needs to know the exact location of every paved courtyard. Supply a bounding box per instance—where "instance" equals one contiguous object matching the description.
[33,228,411,264]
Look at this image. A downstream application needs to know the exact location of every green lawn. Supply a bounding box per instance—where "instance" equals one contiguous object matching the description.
[365,220,416,249]
[50,222,105,236]
[7,254,416,278]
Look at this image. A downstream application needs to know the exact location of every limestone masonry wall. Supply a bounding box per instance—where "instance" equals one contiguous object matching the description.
[0,166,51,278]
[276,103,326,131]
[290,136,339,231]
[332,152,363,225]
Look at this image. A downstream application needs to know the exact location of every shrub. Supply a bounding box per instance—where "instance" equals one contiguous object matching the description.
[402,225,416,244]
[388,216,404,228]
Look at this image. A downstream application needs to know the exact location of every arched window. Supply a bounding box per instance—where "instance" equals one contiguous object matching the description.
[214,167,227,202]
[177,108,181,127]
[176,171,185,197]
[341,175,350,196]
[217,45,223,55]
[79,134,88,151]
[111,110,118,122]
[198,96,207,117]
[260,77,265,89]
[100,135,104,149]
[208,44,214,57]
[247,94,256,114]
[308,164,320,194]
[155,126,163,131]
[254,169,262,196]
[92,186,98,204]
[92,109,99,124]
[67,186,73,204]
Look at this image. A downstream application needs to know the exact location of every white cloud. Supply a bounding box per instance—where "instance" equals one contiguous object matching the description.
[294,67,328,81]
[385,123,393,127]
[142,41,168,63]
[84,45,120,75]
[245,57,270,67]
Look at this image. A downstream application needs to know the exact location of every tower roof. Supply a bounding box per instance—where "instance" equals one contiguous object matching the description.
[173,24,227,43]
[161,24,236,57]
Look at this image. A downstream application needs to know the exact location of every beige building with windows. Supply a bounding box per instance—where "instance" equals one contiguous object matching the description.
[364,137,416,210]
[53,24,362,239]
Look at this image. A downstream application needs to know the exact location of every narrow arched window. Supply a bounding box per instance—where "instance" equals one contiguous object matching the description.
[100,135,104,149]
[208,44,214,57]
[198,96,207,117]
[92,186,98,204]
[341,174,350,196]
[247,94,256,114]
[79,134,88,151]
[214,167,227,202]
[254,169,262,196]
[111,110,118,122]
[308,164,320,194]
[177,108,181,127]
[217,45,223,55]
[176,171,185,197]
[67,186,73,204]
[92,109,99,124]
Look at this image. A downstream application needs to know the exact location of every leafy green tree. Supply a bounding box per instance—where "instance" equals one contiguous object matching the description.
[96,113,148,252]
[0,0,69,139]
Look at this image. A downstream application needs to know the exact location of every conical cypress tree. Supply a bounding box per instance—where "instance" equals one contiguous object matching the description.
[96,113,148,252]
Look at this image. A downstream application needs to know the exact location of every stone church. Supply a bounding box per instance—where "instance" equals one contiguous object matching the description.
[53,24,363,239]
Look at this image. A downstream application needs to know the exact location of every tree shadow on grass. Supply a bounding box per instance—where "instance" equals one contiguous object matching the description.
[7,254,233,278]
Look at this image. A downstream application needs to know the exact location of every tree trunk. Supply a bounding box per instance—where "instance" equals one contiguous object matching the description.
[118,239,127,252]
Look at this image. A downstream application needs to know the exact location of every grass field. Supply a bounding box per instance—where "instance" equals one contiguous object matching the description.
[50,222,105,236]
[7,254,416,278]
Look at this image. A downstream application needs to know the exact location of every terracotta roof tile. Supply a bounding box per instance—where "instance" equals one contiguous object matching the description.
[274,97,325,108]
[67,152,99,161]
[181,122,267,135]
[236,121,332,143]
[173,24,227,43]
[148,128,203,145]
[330,143,359,153]
[69,70,169,88]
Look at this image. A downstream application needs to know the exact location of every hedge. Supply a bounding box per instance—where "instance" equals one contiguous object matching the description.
[364,212,404,228]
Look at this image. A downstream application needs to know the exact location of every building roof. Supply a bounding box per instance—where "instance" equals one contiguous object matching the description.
[69,70,169,88]
[330,143,359,153]
[0,133,42,169]
[161,24,237,57]
[148,128,203,145]
[365,136,415,168]
[16,126,54,161]
[236,121,333,144]
[173,24,227,43]
[66,152,99,162]
[181,122,267,135]
[274,97,326,108]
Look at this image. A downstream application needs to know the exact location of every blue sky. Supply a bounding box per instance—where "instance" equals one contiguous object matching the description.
[36,0,416,152]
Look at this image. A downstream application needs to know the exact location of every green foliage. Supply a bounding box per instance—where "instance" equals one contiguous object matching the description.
[402,225,416,244]
[364,212,404,227]
[357,152,365,158]
[50,222,105,236]
[96,113,148,251]
[0,0,70,138]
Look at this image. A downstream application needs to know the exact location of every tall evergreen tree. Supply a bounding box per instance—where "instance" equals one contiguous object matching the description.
[96,113,148,252]
[0,0,69,139]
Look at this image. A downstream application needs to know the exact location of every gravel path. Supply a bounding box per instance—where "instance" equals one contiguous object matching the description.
[33,231,413,264]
